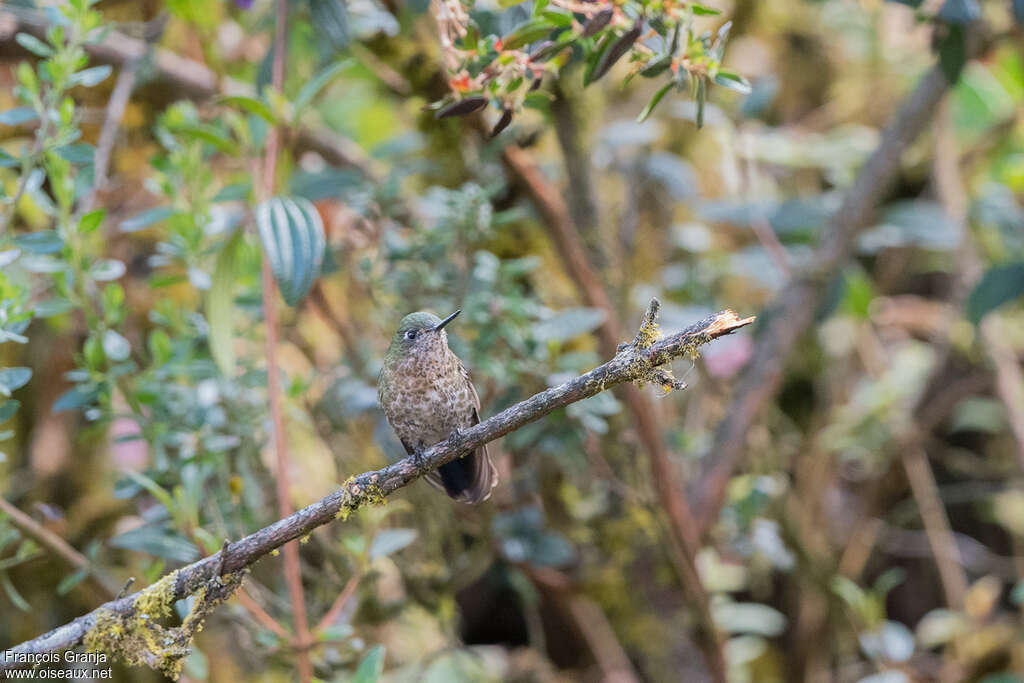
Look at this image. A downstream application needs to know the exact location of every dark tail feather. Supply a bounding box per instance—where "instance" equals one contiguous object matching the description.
[437,445,496,504]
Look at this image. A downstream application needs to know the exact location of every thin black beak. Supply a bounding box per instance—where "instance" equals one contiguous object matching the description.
[433,309,461,332]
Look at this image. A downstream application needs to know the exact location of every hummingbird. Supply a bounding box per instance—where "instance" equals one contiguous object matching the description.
[378,310,498,503]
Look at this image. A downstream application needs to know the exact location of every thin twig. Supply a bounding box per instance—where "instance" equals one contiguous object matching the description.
[0,497,118,600]
[1,304,752,667]
[236,588,291,640]
[80,15,167,214]
[313,573,360,635]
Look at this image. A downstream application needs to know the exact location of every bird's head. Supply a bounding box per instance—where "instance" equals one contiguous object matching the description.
[386,310,460,360]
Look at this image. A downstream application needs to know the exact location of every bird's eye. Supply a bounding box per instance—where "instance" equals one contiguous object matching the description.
[405,330,417,340]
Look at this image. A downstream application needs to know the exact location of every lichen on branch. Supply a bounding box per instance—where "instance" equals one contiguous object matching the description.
[1,301,752,674]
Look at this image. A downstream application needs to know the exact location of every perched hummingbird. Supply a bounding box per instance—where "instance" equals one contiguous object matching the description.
[378,310,498,503]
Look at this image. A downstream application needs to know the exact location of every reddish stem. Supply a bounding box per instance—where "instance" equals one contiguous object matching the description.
[261,2,314,681]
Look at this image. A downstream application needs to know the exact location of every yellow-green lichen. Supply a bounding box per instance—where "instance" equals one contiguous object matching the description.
[82,568,244,681]
[635,316,662,349]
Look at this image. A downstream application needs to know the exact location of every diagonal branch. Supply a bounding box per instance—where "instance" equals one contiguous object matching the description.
[0,303,752,670]
[692,26,994,532]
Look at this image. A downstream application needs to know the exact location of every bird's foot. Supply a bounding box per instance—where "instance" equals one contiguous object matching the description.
[411,448,427,468]
[446,428,463,449]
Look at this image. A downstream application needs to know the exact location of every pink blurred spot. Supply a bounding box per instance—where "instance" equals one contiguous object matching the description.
[703,333,752,379]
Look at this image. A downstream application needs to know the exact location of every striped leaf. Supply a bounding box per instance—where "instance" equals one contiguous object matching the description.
[256,196,326,306]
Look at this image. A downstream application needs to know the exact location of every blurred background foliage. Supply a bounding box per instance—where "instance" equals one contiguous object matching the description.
[0,0,1023,681]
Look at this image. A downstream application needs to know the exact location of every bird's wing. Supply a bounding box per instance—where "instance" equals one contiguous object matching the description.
[455,357,499,503]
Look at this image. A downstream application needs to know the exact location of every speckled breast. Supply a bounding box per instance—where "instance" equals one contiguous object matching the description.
[380,353,474,450]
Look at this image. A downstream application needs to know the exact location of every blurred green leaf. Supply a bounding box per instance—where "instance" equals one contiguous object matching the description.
[0,368,32,396]
[713,70,752,94]
[637,82,674,122]
[368,528,418,560]
[207,232,242,377]
[533,307,606,343]
[713,602,788,637]
[15,32,53,57]
[102,329,131,362]
[121,207,176,233]
[967,262,1024,324]
[1,572,30,611]
[217,95,276,124]
[0,108,38,126]
[352,646,385,683]
[69,65,112,87]
[13,231,63,255]
[294,59,353,114]
[90,259,126,282]
[0,400,19,423]
[309,0,351,49]
[110,525,199,562]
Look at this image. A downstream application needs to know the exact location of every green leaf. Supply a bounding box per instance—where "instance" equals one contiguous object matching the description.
[0,400,19,423]
[207,232,243,377]
[102,330,131,362]
[35,299,74,318]
[90,259,126,282]
[13,231,63,254]
[352,646,385,683]
[121,206,176,232]
[936,23,967,83]
[966,262,1024,324]
[0,107,38,126]
[124,471,176,511]
[172,123,239,156]
[256,196,326,306]
[540,10,573,27]
[69,65,112,87]
[148,329,173,365]
[294,59,353,114]
[56,143,95,164]
[696,76,706,128]
[503,18,555,50]
[109,525,199,563]
[369,529,418,560]
[0,368,32,396]
[1,572,30,611]
[637,82,674,122]
[713,70,752,94]
[691,4,722,15]
[534,307,606,343]
[588,22,641,84]
[583,32,615,86]
[15,33,54,57]
[79,209,105,234]
[56,567,90,596]
[0,149,18,168]
[217,95,276,124]
[52,385,99,413]
[937,0,981,24]
[309,0,351,49]
[713,602,788,636]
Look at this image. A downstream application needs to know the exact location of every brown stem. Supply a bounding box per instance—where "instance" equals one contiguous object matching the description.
[313,573,360,635]
[1,304,752,668]
[236,587,291,640]
[259,3,313,682]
